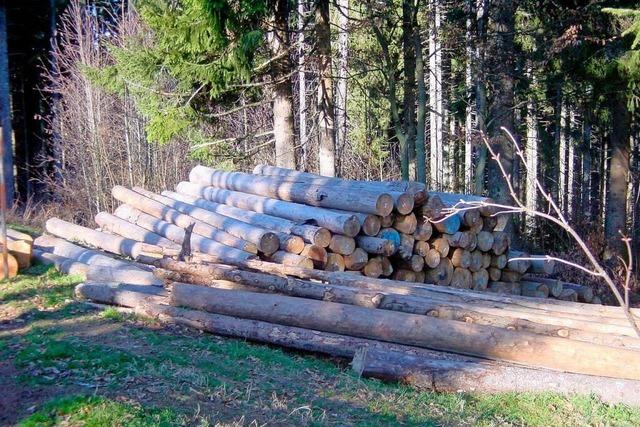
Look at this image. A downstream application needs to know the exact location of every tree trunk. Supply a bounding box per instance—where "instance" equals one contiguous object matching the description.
[0,2,13,205]
[464,0,475,193]
[335,0,349,174]
[486,0,514,219]
[402,0,417,180]
[472,0,488,194]
[415,28,427,183]
[268,0,296,168]
[315,0,335,176]
[428,0,443,189]
[605,91,631,254]
[297,0,308,170]
[525,64,538,233]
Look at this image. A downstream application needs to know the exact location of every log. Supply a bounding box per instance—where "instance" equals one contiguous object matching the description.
[300,245,328,269]
[378,256,394,277]
[413,240,430,257]
[163,190,331,247]
[430,214,461,234]
[159,259,640,338]
[344,248,368,270]
[130,187,280,254]
[420,195,445,219]
[4,237,31,269]
[561,283,594,303]
[45,218,162,261]
[424,249,441,269]
[355,235,395,256]
[351,348,640,406]
[176,181,361,236]
[34,235,141,270]
[492,231,509,255]
[472,269,489,290]
[522,275,564,298]
[526,255,558,275]
[345,212,381,236]
[114,191,258,254]
[431,237,450,257]
[559,289,579,302]
[490,254,507,269]
[469,217,484,234]
[521,281,550,298]
[450,267,472,289]
[500,270,522,283]
[0,252,18,278]
[264,251,314,269]
[482,215,498,231]
[443,232,471,249]
[170,283,640,380]
[469,250,484,273]
[488,267,502,282]
[380,214,394,228]
[95,212,180,253]
[393,213,417,234]
[114,205,256,262]
[397,234,415,260]
[428,192,497,217]
[363,258,383,278]
[488,281,522,295]
[275,233,305,254]
[324,253,346,272]
[35,250,161,285]
[189,166,394,216]
[425,257,453,286]
[451,248,471,269]
[402,254,425,272]
[476,231,494,252]
[393,269,416,282]
[414,270,425,283]
[329,235,356,255]
[413,219,432,241]
[251,165,414,214]
[376,228,401,250]
[507,250,532,274]
[481,252,491,269]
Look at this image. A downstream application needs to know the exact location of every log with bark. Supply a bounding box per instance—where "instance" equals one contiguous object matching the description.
[189,166,395,216]
[176,181,361,236]
[169,283,640,380]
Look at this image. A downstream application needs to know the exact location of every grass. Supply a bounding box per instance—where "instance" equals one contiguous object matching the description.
[2,265,640,426]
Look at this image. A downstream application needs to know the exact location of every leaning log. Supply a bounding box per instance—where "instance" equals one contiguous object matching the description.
[114,205,256,262]
[34,235,141,270]
[162,190,331,247]
[45,218,164,261]
[170,283,640,380]
[95,211,181,253]
[189,166,394,216]
[176,181,360,236]
[351,348,640,406]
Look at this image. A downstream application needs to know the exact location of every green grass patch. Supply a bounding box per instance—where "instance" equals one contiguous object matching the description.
[19,395,182,427]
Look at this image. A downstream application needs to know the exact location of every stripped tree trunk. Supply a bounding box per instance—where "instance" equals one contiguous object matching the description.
[335,0,349,174]
[297,0,308,170]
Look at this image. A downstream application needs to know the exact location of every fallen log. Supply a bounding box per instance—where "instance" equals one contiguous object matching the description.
[251,165,415,214]
[114,205,256,262]
[170,283,640,380]
[190,166,394,216]
[5,229,33,269]
[344,248,368,270]
[0,252,18,278]
[176,182,360,236]
[351,348,640,406]
[264,251,314,269]
[526,255,558,275]
[329,235,356,255]
[324,253,346,271]
[355,235,395,256]
[163,190,331,247]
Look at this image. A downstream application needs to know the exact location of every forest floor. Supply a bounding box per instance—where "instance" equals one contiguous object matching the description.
[1,229,640,426]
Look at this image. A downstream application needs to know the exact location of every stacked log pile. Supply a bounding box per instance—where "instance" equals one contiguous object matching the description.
[31,164,640,404]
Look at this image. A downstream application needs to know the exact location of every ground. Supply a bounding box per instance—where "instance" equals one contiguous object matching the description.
[1,259,640,425]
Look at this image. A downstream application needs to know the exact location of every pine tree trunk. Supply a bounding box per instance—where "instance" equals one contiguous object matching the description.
[335,0,349,175]
[415,29,427,183]
[464,0,475,193]
[472,0,488,194]
[605,92,631,254]
[486,0,515,211]
[402,0,417,180]
[524,64,538,233]
[269,0,296,169]
[316,0,335,176]
[428,0,443,189]
[297,0,308,170]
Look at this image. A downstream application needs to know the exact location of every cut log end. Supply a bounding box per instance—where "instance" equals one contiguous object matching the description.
[376,193,395,217]
[395,193,415,215]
